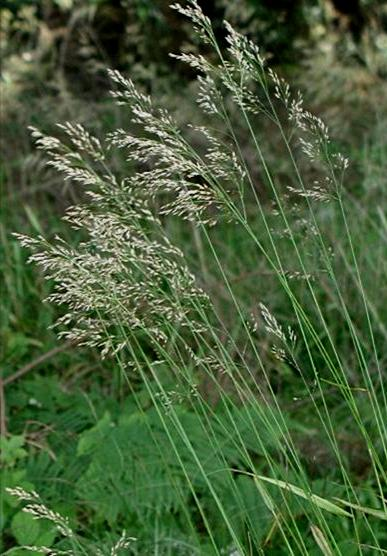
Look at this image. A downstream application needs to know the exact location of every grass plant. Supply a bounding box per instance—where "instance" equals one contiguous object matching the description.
[2,1,387,554]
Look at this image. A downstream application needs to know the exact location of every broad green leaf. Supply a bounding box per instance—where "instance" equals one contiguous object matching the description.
[0,435,27,466]
[11,511,40,545]
[34,521,57,548]
[1,470,33,508]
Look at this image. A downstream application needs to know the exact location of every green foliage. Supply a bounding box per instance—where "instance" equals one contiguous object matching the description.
[74,401,279,534]
[11,511,39,546]
[0,436,27,467]
[1,1,387,554]
[6,393,285,549]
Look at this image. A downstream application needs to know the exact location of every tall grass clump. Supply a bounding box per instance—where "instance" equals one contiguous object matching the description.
[15,1,387,553]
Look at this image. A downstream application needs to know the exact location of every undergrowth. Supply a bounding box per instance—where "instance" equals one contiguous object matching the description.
[1,1,387,554]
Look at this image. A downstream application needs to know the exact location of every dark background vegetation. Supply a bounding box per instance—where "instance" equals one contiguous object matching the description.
[1,0,387,553]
